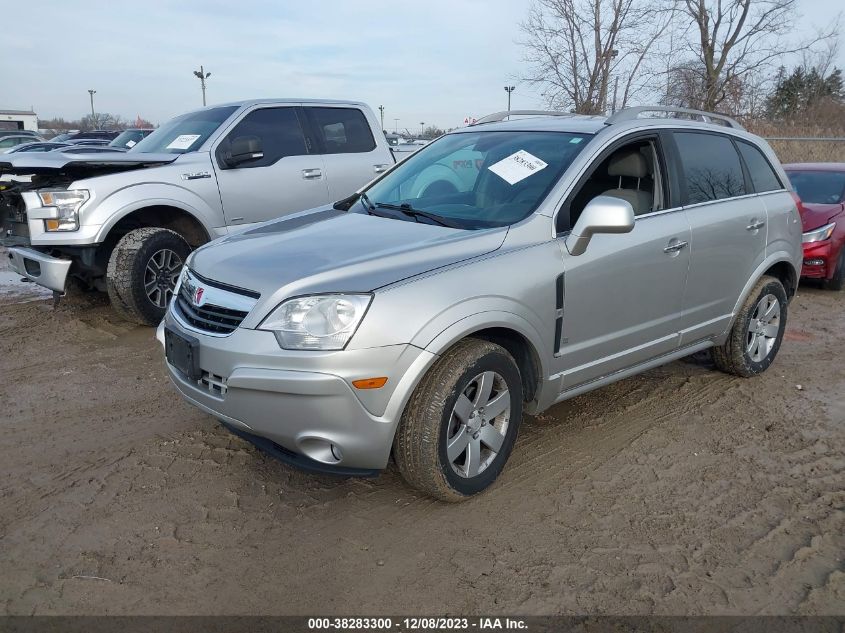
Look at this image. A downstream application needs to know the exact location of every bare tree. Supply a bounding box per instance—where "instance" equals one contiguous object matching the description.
[519,0,671,114]
[672,0,839,113]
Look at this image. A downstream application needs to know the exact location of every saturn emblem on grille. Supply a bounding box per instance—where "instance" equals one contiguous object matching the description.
[193,287,205,306]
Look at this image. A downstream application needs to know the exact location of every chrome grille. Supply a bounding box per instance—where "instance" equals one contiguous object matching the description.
[173,269,258,335]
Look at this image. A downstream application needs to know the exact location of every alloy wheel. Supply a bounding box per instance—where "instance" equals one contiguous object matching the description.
[746,293,781,363]
[446,371,511,478]
[144,248,183,308]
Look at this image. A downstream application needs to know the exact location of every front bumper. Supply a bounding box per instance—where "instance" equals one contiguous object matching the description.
[158,314,436,471]
[5,246,71,292]
[801,240,834,279]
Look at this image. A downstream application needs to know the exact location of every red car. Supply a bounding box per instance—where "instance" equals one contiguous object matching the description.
[784,163,845,290]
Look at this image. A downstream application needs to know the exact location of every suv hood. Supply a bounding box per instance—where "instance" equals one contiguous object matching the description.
[0,151,178,178]
[189,207,508,300]
[798,202,844,231]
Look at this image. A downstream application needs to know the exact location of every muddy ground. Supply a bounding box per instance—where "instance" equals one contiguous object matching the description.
[0,248,843,615]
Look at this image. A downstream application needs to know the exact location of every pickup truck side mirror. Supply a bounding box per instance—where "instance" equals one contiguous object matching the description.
[223,135,264,168]
[565,195,635,256]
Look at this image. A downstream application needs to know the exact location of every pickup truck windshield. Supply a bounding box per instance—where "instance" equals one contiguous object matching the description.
[130,106,238,154]
[361,130,590,229]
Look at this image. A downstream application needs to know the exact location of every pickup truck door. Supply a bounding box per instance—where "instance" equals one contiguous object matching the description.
[212,105,330,226]
[301,105,393,202]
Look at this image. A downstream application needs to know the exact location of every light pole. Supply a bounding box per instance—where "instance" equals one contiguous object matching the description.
[378,105,385,131]
[193,65,211,106]
[394,118,399,133]
[504,85,515,111]
[88,89,96,120]
[420,122,424,137]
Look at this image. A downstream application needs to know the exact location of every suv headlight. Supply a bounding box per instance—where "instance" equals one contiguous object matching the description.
[38,190,89,231]
[258,294,372,350]
[802,222,835,244]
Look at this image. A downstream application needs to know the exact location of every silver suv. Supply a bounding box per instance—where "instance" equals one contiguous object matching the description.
[158,106,802,501]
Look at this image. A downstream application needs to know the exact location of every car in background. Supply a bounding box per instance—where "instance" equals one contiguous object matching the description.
[0,130,42,141]
[784,163,845,290]
[0,134,46,152]
[4,141,72,153]
[64,138,112,146]
[50,145,127,154]
[67,130,121,141]
[109,128,154,149]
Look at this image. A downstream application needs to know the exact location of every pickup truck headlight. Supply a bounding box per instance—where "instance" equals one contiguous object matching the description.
[802,222,835,244]
[38,190,89,231]
[259,294,372,350]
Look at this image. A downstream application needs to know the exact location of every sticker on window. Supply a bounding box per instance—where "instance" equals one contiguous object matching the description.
[166,134,201,150]
[125,140,136,148]
[488,150,548,185]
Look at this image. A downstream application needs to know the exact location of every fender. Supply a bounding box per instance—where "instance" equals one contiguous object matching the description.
[87,183,222,244]
[721,250,799,340]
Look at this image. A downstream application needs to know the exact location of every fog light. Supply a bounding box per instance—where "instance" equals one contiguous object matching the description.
[804,258,825,266]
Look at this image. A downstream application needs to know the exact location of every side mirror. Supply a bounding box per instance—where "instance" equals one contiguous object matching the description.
[564,195,635,256]
[224,135,264,168]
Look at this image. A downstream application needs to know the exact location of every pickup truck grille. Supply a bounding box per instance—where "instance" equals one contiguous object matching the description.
[173,269,258,335]
[0,189,30,243]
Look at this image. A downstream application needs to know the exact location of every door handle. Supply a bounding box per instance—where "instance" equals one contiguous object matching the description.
[373,164,389,174]
[302,168,322,179]
[746,219,765,231]
[663,240,688,253]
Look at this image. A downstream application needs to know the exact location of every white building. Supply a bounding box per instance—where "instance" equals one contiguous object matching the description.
[0,109,38,132]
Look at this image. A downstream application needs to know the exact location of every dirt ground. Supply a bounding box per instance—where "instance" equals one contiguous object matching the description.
[1,247,843,616]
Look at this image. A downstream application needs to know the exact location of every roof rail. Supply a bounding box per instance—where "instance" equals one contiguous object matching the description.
[605,106,744,130]
[472,110,576,125]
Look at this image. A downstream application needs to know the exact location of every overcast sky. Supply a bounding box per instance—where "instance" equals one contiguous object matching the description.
[3,0,842,131]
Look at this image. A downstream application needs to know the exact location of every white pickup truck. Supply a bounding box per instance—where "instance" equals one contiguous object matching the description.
[0,99,394,325]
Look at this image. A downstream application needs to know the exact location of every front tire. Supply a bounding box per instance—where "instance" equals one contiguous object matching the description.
[393,339,523,502]
[713,275,788,377]
[106,227,190,326]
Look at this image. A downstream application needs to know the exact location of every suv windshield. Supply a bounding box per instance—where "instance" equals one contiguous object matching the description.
[787,170,845,205]
[130,106,238,154]
[360,130,590,229]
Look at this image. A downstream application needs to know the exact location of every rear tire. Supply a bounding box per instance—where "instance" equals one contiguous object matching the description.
[106,227,189,326]
[822,248,845,291]
[713,275,787,377]
[393,339,523,502]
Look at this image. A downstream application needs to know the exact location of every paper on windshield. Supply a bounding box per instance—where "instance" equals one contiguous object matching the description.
[166,134,201,150]
[488,150,548,185]
[125,140,136,148]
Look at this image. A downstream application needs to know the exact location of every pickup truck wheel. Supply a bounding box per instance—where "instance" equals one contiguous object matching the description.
[713,275,787,378]
[106,227,190,326]
[393,339,523,502]
[822,248,845,291]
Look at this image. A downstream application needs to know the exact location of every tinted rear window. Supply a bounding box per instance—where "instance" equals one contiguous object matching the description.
[737,141,782,193]
[307,107,376,154]
[674,132,746,204]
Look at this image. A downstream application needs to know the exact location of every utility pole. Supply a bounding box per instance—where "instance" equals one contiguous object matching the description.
[504,85,515,111]
[193,65,211,106]
[612,76,619,113]
[420,122,424,137]
[88,89,96,120]
[378,105,385,131]
[394,118,399,133]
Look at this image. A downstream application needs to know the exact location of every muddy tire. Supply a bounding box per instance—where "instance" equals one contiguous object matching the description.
[393,338,523,502]
[106,227,189,326]
[822,248,845,291]
[713,275,788,378]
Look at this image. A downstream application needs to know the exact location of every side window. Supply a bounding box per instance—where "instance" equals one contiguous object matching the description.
[560,137,664,232]
[220,107,308,168]
[307,107,376,154]
[736,141,783,193]
[674,132,746,204]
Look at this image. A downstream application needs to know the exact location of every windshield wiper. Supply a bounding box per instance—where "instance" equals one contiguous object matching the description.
[373,201,462,228]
